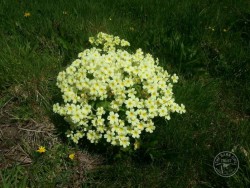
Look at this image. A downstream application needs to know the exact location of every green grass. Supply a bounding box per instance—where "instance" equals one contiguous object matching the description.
[0,0,250,187]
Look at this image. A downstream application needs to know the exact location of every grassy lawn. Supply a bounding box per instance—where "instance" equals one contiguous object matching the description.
[0,0,249,187]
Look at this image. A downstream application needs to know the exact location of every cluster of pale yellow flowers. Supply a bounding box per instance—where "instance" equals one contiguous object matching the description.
[53,32,185,149]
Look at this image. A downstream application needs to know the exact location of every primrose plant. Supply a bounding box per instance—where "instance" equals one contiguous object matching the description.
[53,32,186,149]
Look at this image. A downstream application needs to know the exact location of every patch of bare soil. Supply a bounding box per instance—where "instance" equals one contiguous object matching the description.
[71,151,103,187]
[0,96,57,169]
[0,94,103,185]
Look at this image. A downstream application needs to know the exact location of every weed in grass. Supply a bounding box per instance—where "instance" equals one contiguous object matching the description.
[0,165,28,188]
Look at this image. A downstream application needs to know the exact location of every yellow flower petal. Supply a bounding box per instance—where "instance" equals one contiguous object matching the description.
[24,12,31,17]
[37,146,46,153]
[69,153,75,160]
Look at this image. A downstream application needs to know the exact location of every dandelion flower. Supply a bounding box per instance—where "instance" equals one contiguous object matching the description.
[69,153,75,160]
[37,146,46,153]
[24,12,31,17]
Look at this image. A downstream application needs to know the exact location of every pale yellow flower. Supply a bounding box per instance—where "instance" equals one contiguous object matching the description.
[134,140,140,150]
[129,27,135,31]
[53,32,185,148]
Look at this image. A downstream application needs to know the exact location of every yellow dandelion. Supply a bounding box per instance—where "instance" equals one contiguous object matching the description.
[223,29,227,32]
[69,153,75,160]
[63,11,68,15]
[24,12,31,17]
[37,146,46,153]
